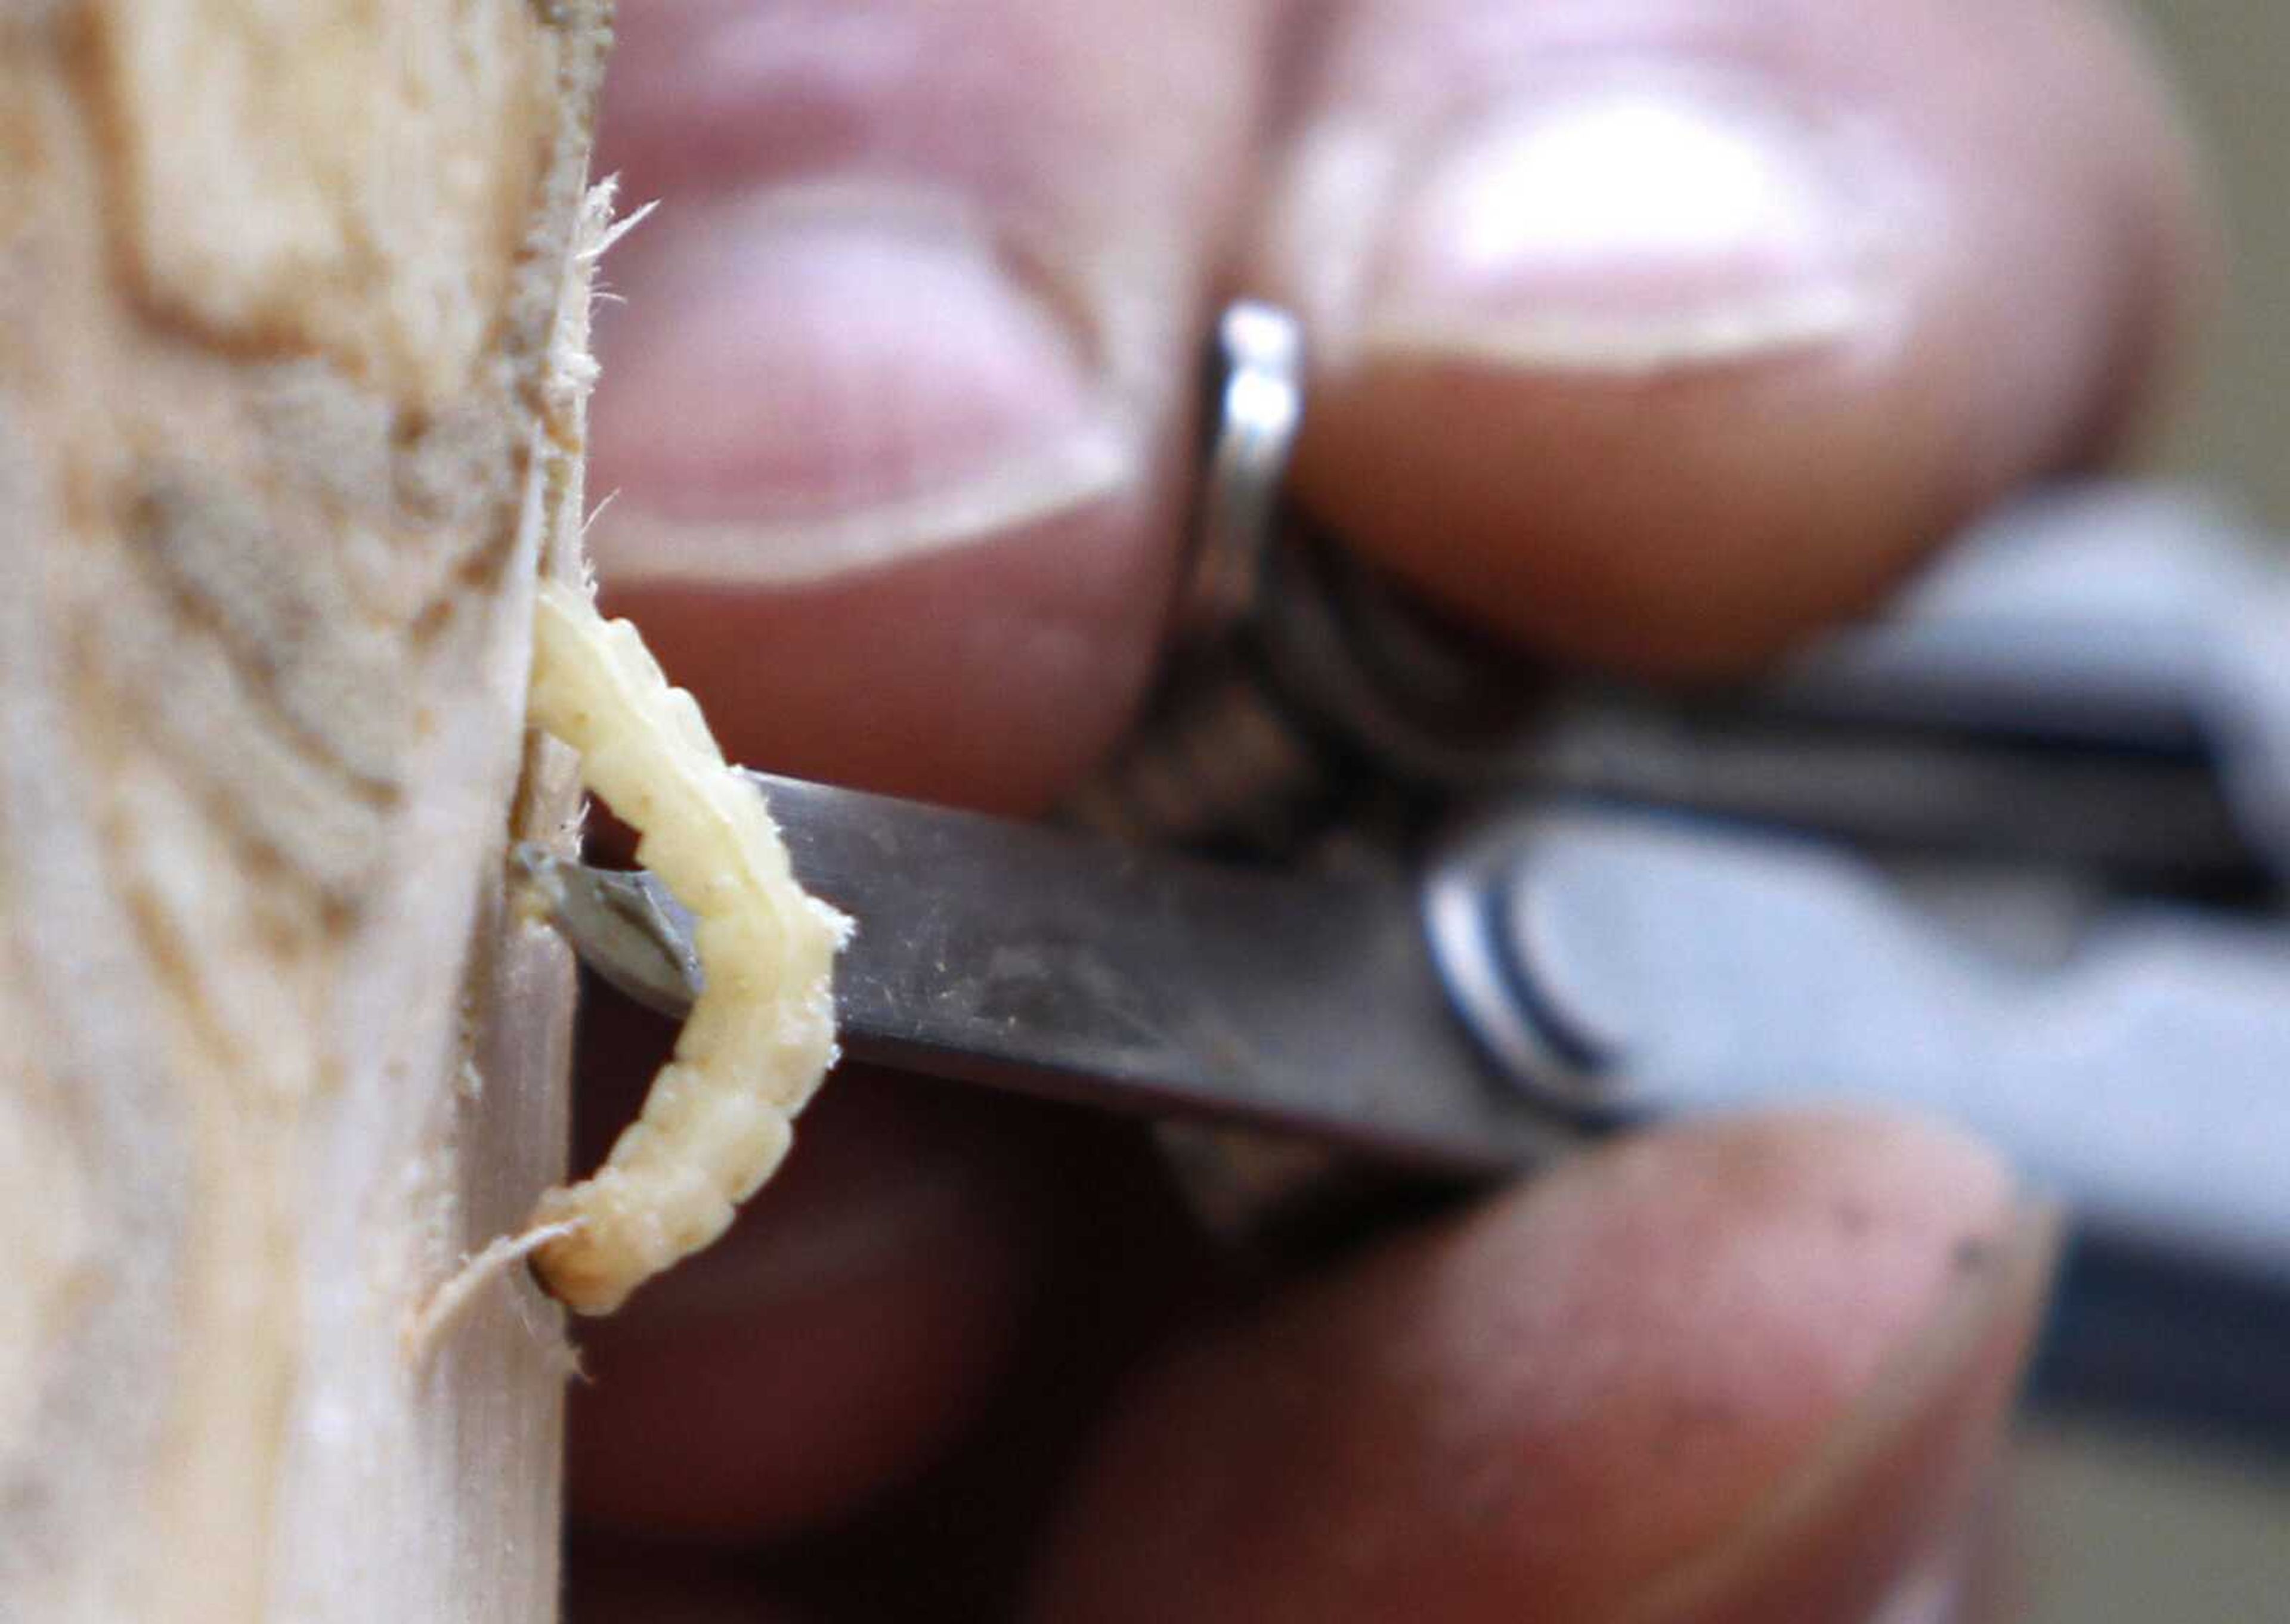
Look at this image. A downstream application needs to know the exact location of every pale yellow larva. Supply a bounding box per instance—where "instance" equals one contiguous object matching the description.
[521,579,850,1316]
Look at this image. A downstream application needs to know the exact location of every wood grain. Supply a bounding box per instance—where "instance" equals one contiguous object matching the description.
[0,3,612,1617]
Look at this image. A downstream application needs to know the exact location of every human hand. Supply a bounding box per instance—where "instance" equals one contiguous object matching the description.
[562,1,2213,1617]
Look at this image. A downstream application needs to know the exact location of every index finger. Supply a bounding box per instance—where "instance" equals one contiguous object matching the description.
[1264,0,2212,672]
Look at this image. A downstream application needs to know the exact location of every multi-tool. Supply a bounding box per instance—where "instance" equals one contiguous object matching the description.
[527,303,2290,1433]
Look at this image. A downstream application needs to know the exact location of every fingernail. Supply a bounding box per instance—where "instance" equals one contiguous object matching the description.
[587,186,1137,586]
[1641,1196,2061,1623]
[1335,69,1918,374]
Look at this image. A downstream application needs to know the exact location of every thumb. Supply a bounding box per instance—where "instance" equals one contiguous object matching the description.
[1030,1111,2058,1623]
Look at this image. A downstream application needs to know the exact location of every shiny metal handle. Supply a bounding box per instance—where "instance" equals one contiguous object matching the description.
[1429,804,2290,1284]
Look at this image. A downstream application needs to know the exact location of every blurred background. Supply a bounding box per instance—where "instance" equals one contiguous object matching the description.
[2146,4,2290,526]
[2009,6,2290,1620]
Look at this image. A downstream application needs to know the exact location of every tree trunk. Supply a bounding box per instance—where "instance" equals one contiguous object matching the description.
[0,3,612,1618]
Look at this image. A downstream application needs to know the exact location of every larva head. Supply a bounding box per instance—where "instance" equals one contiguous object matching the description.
[527,1188,640,1317]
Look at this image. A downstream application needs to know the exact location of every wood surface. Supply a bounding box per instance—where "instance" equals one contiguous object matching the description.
[0,3,613,1617]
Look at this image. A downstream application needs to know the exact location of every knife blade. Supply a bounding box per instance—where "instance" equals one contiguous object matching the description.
[516,771,1582,1177]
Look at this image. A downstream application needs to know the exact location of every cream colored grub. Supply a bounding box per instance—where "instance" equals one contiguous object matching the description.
[520,582,849,1315]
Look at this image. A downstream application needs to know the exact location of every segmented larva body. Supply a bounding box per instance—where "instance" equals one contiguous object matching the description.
[523,579,849,1315]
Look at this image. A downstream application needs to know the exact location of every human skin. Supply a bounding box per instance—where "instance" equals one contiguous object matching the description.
[561,1,2213,1617]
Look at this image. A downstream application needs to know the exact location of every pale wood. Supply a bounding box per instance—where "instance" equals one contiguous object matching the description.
[0,3,612,1619]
